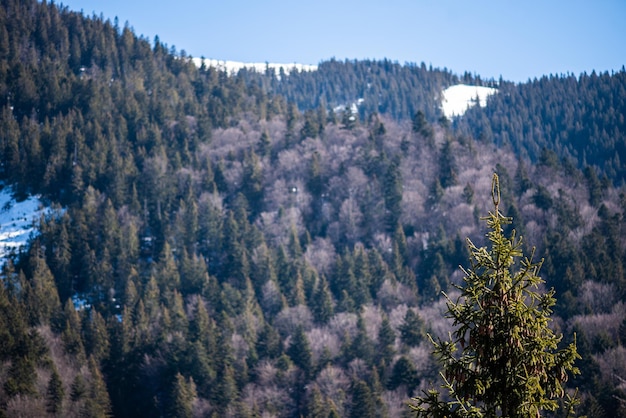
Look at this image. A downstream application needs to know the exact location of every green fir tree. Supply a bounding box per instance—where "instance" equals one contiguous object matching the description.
[410,174,580,417]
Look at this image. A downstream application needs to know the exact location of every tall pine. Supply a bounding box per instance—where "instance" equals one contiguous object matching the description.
[411,174,580,417]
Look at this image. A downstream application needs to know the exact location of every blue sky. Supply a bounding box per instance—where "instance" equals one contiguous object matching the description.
[63,0,625,82]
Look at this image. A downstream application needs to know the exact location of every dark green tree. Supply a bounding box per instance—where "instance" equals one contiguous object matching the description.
[46,367,65,415]
[82,357,112,418]
[241,150,264,217]
[400,309,427,348]
[287,325,314,377]
[301,109,321,139]
[25,246,61,325]
[61,298,86,362]
[383,159,403,232]
[410,174,580,417]
[258,129,272,158]
[214,363,237,412]
[412,110,433,138]
[306,384,328,418]
[256,321,283,360]
[389,356,420,394]
[439,139,458,188]
[351,314,375,363]
[341,105,357,130]
[349,379,376,418]
[312,275,334,324]
[377,314,396,368]
[70,374,87,402]
[168,373,196,418]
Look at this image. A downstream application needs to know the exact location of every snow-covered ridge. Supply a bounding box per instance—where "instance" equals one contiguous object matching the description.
[0,185,49,264]
[191,58,318,76]
[192,58,496,118]
[441,84,498,118]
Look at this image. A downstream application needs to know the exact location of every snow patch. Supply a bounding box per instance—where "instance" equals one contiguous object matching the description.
[333,98,364,115]
[441,84,497,118]
[192,58,318,77]
[0,185,49,264]
[72,294,92,311]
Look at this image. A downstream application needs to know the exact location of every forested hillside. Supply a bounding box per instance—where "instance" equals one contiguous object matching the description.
[455,71,626,183]
[236,58,467,122]
[0,1,625,417]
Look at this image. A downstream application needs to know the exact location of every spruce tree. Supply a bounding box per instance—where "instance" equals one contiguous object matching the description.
[287,325,314,378]
[352,314,374,362]
[377,314,396,368]
[349,379,376,418]
[312,275,334,324]
[306,385,328,418]
[410,174,580,417]
[46,367,65,415]
[400,309,427,348]
[168,373,196,418]
[83,356,112,418]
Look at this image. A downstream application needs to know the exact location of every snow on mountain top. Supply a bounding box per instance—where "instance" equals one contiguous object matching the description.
[0,185,48,264]
[191,58,318,76]
[441,84,497,118]
[191,59,495,118]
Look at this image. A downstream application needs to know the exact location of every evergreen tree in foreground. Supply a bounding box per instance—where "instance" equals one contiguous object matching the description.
[410,174,580,417]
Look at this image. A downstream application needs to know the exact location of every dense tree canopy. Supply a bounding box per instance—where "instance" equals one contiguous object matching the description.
[0,1,624,416]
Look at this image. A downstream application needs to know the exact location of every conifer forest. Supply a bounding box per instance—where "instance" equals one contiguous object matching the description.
[0,1,625,416]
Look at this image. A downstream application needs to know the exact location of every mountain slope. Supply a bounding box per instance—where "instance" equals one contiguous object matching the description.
[455,70,626,183]
[0,1,624,417]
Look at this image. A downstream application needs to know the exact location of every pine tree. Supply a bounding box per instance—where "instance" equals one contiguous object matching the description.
[82,356,112,418]
[377,314,396,368]
[70,374,87,402]
[287,325,314,377]
[25,245,61,325]
[258,129,272,158]
[349,379,376,418]
[311,275,334,324]
[353,246,372,305]
[256,321,283,360]
[188,297,216,354]
[214,363,237,412]
[383,159,403,232]
[46,367,65,415]
[410,174,580,417]
[389,356,419,394]
[341,105,357,130]
[241,150,264,217]
[168,373,196,418]
[155,242,181,299]
[352,313,375,362]
[306,384,328,418]
[412,110,432,138]
[61,298,86,362]
[369,367,389,418]
[399,309,426,348]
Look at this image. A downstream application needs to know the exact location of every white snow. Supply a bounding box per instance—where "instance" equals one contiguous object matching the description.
[333,98,364,115]
[72,294,92,311]
[0,185,49,263]
[192,58,318,76]
[193,59,497,119]
[441,84,497,118]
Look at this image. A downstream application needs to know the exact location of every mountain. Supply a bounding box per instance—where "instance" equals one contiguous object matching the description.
[192,57,318,76]
[192,58,498,119]
[0,1,624,417]
[455,70,626,182]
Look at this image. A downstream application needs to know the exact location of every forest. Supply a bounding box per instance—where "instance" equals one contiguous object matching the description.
[0,0,625,417]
